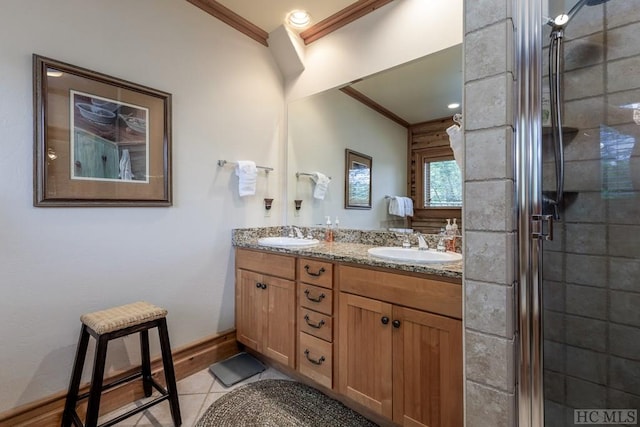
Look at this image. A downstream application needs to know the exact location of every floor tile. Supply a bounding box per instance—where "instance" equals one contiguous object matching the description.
[177,368,215,395]
[136,393,206,427]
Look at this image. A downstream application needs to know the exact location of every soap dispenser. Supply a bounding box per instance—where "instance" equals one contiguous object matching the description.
[325,216,334,242]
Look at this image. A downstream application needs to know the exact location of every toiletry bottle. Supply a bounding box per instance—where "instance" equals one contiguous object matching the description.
[437,228,447,252]
[451,218,459,252]
[334,216,339,239]
[445,219,454,252]
[325,216,334,242]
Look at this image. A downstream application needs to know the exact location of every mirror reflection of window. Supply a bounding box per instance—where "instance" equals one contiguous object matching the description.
[424,159,462,207]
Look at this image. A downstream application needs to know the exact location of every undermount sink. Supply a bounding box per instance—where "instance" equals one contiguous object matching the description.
[258,236,320,248]
[368,247,462,264]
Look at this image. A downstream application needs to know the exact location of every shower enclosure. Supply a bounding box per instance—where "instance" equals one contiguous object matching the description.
[516,0,640,426]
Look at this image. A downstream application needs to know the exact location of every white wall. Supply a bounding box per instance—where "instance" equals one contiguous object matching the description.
[288,90,407,229]
[0,0,284,411]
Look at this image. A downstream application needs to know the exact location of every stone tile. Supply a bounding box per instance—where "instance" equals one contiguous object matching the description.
[608,56,640,93]
[609,225,640,258]
[136,393,206,427]
[464,180,513,231]
[565,223,607,255]
[609,356,640,396]
[609,257,640,292]
[566,377,608,409]
[566,284,607,320]
[543,280,565,312]
[607,388,640,411]
[177,368,214,395]
[543,221,565,252]
[563,130,603,162]
[565,254,607,287]
[607,0,640,28]
[544,370,566,404]
[465,330,514,392]
[465,22,508,81]
[465,280,514,338]
[464,231,515,285]
[607,88,640,125]
[563,160,603,193]
[610,290,640,328]
[465,380,515,427]
[465,0,509,33]
[607,21,640,60]
[465,127,512,181]
[543,250,564,282]
[608,195,640,225]
[564,65,604,101]
[543,310,565,342]
[565,346,607,385]
[563,33,605,72]
[465,74,511,130]
[565,2,604,39]
[544,400,568,427]
[98,401,144,426]
[565,315,607,352]
[563,192,606,223]
[544,340,566,374]
[564,97,605,132]
[610,323,640,360]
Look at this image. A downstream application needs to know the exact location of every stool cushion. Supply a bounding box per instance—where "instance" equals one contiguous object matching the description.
[81,301,168,334]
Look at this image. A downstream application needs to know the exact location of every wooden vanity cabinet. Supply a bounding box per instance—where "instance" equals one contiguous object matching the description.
[338,265,463,427]
[235,249,296,368]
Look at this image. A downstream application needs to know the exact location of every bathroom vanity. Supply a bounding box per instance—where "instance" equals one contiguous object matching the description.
[234,228,463,427]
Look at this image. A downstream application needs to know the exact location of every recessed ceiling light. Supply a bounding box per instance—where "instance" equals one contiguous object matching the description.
[287,10,311,28]
[448,103,460,109]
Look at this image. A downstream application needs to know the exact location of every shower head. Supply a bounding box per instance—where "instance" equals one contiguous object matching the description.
[550,0,611,29]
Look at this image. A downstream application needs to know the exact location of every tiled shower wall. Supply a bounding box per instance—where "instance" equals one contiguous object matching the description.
[542,2,640,425]
[463,0,517,425]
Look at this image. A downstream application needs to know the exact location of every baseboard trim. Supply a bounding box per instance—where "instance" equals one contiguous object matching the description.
[0,329,238,427]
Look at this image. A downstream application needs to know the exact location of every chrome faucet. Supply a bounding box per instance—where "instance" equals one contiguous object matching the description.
[416,233,429,251]
[293,227,304,239]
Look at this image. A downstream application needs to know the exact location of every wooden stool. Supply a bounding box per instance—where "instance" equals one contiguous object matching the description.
[62,302,181,427]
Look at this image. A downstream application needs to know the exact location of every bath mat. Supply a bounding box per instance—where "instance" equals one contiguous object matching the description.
[208,352,265,387]
[195,379,378,427]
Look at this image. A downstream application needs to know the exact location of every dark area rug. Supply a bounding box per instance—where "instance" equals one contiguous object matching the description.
[195,379,378,427]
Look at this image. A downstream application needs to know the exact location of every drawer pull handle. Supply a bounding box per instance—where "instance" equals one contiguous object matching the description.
[304,289,325,302]
[304,349,325,365]
[392,319,401,328]
[255,282,267,290]
[304,265,326,277]
[381,316,389,325]
[304,314,325,329]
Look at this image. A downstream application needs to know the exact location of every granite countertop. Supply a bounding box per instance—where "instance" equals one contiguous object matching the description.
[233,227,462,281]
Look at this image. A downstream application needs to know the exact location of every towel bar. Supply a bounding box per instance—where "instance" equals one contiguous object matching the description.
[218,160,273,172]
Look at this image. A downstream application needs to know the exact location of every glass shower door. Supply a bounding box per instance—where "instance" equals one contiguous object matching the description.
[541,0,640,425]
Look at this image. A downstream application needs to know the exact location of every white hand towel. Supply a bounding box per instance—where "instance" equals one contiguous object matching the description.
[235,160,257,197]
[388,196,406,217]
[402,197,414,217]
[447,123,464,171]
[311,172,331,200]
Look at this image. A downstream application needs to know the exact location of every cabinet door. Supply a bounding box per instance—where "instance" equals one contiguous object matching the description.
[392,306,463,427]
[236,269,265,352]
[339,293,393,419]
[263,275,296,368]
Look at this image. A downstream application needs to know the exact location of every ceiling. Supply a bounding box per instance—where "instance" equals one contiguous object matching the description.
[199,0,462,125]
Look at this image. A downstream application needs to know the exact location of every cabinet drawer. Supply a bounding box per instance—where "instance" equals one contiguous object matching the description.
[299,283,333,315]
[236,248,295,280]
[299,307,332,342]
[297,258,333,289]
[299,332,333,389]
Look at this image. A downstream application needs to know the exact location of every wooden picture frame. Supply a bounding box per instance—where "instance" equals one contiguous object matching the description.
[33,55,172,206]
[345,149,372,209]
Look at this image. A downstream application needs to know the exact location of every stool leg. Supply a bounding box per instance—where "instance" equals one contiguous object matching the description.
[158,318,182,426]
[62,325,90,427]
[140,329,152,397]
[85,334,109,427]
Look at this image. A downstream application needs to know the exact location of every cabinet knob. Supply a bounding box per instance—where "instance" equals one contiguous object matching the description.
[261,283,267,289]
[381,316,389,325]
[392,319,401,328]
[255,282,262,289]
[304,265,326,277]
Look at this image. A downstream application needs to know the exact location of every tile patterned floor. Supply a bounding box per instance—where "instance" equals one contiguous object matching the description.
[98,366,292,426]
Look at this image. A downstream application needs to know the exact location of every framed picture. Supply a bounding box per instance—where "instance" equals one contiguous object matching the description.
[33,54,172,206]
[345,149,372,209]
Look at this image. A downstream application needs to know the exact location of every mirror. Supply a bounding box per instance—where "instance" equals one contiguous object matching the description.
[287,44,462,229]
